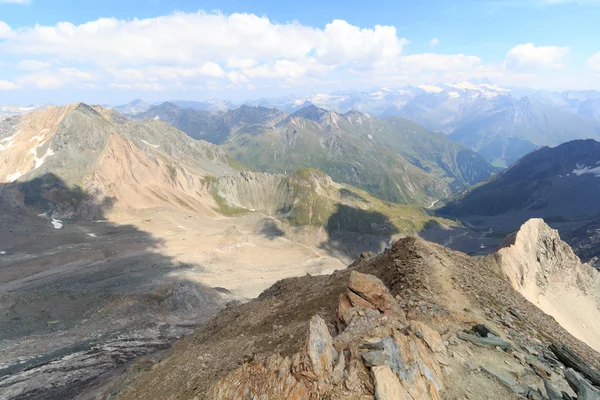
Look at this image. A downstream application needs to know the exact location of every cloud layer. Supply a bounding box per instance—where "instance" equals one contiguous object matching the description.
[0,10,595,94]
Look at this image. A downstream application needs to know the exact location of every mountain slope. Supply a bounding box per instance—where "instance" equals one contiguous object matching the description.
[139,103,496,205]
[439,139,600,218]
[449,97,600,166]
[113,99,152,116]
[239,83,600,167]
[0,103,240,216]
[117,220,600,400]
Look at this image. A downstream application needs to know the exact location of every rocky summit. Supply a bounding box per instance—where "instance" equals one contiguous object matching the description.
[113,219,600,400]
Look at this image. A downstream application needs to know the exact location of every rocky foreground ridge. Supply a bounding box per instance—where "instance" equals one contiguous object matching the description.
[114,219,600,400]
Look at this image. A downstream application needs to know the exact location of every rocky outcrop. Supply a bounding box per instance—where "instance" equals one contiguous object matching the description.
[117,235,600,400]
[493,218,600,352]
[209,271,445,399]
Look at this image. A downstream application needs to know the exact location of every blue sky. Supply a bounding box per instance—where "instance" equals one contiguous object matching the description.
[0,0,599,105]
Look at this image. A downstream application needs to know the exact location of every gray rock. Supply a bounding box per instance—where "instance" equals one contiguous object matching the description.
[564,368,600,400]
[306,315,335,377]
[481,366,527,395]
[457,332,513,350]
[543,379,563,400]
[361,337,405,378]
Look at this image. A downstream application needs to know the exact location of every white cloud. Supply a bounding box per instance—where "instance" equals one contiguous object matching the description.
[430,38,440,47]
[505,43,570,70]
[0,80,19,90]
[0,0,30,4]
[400,53,481,72]
[316,20,408,69]
[16,68,93,89]
[0,11,412,89]
[0,21,13,38]
[16,59,49,71]
[587,53,600,71]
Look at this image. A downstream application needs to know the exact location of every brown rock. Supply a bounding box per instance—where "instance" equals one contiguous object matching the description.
[348,272,406,324]
[346,289,379,311]
[372,365,411,400]
[410,321,446,353]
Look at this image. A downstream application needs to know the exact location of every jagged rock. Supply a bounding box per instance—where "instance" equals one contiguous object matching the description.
[348,271,406,323]
[331,350,345,384]
[550,343,600,387]
[361,337,405,375]
[481,366,527,395]
[544,379,564,400]
[306,315,335,378]
[471,324,501,338]
[528,388,545,400]
[564,368,600,400]
[457,332,513,350]
[334,309,388,352]
[211,354,310,399]
[372,365,411,400]
[409,321,446,353]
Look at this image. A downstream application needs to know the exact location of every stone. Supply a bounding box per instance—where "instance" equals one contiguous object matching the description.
[361,337,405,376]
[348,271,406,324]
[331,350,345,385]
[471,324,501,338]
[345,289,379,311]
[306,315,335,377]
[372,365,411,400]
[345,365,361,392]
[550,343,600,387]
[481,366,527,395]
[543,379,563,400]
[338,293,353,320]
[457,332,513,350]
[527,388,545,400]
[564,368,600,400]
[410,321,446,353]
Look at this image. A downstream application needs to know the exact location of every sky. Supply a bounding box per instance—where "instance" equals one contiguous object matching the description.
[0,0,599,105]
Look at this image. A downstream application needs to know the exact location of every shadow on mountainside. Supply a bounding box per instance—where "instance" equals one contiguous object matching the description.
[258,219,285,240]
[0,173,231,400]
[320,204,399,260]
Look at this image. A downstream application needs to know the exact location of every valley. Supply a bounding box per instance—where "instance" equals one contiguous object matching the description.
[1,86,600,400]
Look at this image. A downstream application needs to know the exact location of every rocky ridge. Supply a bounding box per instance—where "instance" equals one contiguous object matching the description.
[116,220,600,400]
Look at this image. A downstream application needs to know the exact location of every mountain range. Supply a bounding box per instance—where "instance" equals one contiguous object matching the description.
[136,102,498,205]
[2,99,600,398]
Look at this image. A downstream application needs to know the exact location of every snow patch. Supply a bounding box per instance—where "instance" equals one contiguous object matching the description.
[87,233,97,237]
[417,84,444,93]
[153,115,160,120]
[30,147,55,169]
[51,219,63,229]
[0,251,6,255]
[0,133,18,151]
[368,134,373,139]
[447,91,460,98]
[141,140,159,148]
[6,171,22,182]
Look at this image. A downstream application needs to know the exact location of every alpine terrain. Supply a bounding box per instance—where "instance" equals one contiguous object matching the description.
[137,103,498,206]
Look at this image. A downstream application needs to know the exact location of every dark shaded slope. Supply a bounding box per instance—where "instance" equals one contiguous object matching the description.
[440,139,600,217]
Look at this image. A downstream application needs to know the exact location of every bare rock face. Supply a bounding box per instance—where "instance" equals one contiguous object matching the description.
[494,218,600,352]
[209,272,444,399]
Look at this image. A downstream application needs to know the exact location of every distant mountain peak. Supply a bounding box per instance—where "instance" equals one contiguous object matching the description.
[292,104,329,122]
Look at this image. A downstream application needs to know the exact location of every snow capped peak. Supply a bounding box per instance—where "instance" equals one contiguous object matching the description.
[417,84,444,94]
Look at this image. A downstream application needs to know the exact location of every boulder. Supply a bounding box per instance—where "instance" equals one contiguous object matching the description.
[372,365,411,400]
[348,271,406,324]
[306,315,335,377]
